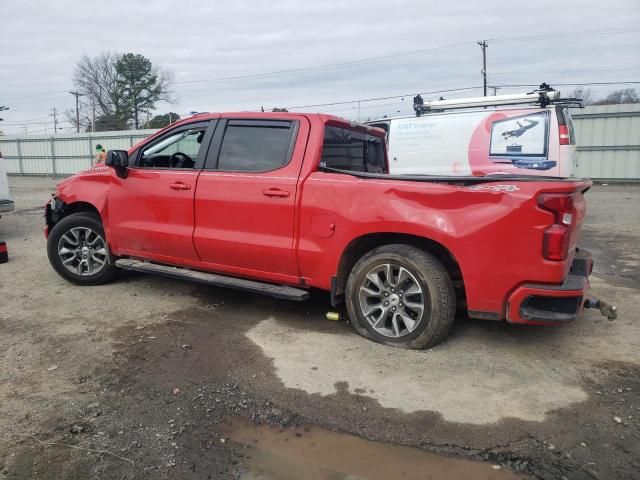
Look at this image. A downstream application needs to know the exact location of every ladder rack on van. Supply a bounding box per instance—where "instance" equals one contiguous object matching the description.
[413,83,582,116]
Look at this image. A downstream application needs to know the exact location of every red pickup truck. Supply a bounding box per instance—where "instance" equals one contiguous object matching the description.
[45,112,595,349]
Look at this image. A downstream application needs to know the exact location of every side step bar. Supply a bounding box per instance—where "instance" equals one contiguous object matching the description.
[115,259,309,301]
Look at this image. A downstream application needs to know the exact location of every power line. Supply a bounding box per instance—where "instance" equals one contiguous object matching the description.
[0,120,52,126]
[175,43,471,85]
[497,81,640,87]
[0,115,50,123]
[0,91,68,102]
[171,26,639,86]
[488,26,639,44]
[283,87,482,110]
[492,65,640,76]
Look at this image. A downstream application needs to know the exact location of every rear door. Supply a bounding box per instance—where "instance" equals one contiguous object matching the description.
[193,116,309,282]
[107,120,216,262]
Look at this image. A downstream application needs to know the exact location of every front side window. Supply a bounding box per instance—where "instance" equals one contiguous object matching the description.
[217,121,296,172]
[320,126,385,172]
[139,127,206,169]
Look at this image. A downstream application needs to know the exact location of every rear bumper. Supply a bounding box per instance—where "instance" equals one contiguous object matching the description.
[0,199,14,213]
[506,249,592,325]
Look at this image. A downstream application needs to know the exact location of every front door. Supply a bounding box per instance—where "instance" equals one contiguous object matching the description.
[107,120,215,263]
[193,117,308,282]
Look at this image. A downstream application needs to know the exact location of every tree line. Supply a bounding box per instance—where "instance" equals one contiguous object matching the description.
[569,87,639,106]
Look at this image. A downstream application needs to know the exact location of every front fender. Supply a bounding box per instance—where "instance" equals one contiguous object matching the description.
[45,166,112,235]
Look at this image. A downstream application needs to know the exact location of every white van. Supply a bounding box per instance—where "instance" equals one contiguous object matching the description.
[0,151,15,215]
[367,88,579,177]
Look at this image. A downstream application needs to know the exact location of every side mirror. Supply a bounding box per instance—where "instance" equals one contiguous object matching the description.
[105,150,129,178]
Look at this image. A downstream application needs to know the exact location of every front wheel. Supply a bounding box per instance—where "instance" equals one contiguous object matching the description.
[345,244,455,349]
[47,213,118,285]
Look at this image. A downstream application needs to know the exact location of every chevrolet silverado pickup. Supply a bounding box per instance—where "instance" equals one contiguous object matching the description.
[45,112,594,349]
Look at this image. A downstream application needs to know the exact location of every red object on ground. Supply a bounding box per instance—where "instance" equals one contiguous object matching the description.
[0,241,8,263]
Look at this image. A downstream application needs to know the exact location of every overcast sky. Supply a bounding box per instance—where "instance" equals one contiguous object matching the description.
[1,0,639,134]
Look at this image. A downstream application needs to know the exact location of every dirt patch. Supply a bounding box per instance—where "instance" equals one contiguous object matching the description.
[4,305,638,480]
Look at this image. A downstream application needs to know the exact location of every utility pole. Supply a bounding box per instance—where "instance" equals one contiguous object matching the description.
[488,85,500,96]
[91,97,96,133]
[477,40,488,97]
[68,91,84,133]
[51,107,59,134]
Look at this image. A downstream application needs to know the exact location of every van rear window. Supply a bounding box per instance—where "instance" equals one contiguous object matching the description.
[321,126,385,173]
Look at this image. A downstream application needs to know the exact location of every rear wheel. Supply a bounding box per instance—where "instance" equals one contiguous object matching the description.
[345,244,455,349]
[47,213,118,285]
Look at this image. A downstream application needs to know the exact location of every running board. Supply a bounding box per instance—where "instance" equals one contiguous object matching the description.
[115,259,309,301]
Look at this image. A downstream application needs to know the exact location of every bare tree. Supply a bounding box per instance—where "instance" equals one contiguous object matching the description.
[568,87,593,106]
[63,102,92,132]
[593,88,639,105]
[71,52,130,130]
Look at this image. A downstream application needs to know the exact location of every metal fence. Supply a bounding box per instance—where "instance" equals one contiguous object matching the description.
[0,129,158,175]
[571,104,640,181]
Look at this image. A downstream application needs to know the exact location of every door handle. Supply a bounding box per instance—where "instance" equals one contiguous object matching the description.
[262,188,290,198]
[170,182,191,190]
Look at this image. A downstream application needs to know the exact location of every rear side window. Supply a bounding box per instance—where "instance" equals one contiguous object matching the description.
[320,126,385,172]
[217,120,297,172]
[556,107,577,145]
[563,108,577,145]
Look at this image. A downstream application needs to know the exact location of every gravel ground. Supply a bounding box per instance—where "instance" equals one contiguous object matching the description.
[0,177,638,480]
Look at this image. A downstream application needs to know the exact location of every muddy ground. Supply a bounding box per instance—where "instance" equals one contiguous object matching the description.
[0,177,638,479]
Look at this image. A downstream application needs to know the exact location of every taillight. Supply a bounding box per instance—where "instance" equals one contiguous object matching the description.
[538,193,575,261]
[558,124,570,145]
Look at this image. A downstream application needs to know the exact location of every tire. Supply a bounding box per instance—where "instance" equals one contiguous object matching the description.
[345,244,455,349]
[47,212,118,286]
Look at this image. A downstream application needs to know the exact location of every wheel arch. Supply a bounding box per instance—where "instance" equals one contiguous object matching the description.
[334,232,464,305]
[46,199,102,231]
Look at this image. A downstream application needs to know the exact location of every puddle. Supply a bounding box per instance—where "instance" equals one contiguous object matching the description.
[225,418,525,480]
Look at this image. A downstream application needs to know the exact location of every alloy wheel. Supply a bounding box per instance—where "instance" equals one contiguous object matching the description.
[57,227,108,276]
[358,263,426,338]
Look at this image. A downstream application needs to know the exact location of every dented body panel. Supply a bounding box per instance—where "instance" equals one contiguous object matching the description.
[46,112,593,324]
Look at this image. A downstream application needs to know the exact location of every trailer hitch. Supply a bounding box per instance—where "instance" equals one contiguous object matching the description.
[584,298,618,321]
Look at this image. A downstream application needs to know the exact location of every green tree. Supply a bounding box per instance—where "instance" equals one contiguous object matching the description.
[115,53,173,129]
[143,112,181,129]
